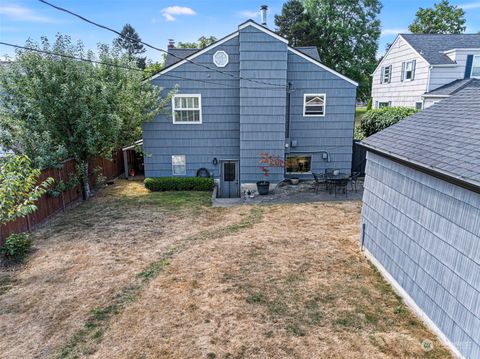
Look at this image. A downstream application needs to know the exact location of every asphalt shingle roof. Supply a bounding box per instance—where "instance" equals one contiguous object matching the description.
[362,79,480,189]
[295,47,321,61]
[165,48,199,67]
[401,34,480,65]
[424,78,477,96]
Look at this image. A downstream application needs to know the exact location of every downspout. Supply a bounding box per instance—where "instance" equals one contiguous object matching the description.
[285,82,292,139]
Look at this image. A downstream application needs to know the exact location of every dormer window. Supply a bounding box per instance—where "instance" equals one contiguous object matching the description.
[380,65,392,84]
[472,55,480,78]
[303,94,326,116]
[401,60,416,81]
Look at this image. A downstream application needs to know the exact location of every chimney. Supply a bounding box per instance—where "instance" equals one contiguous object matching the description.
[260,5,268,26]
[168,39,175,49]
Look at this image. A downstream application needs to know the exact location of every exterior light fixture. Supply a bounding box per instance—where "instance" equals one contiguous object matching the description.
[212,157,218,165]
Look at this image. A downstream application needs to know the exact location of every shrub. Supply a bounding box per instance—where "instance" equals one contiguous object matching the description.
[360,107,418,137]
[144,177,214,192]
[366,98,372,111]
[1,232,32,260]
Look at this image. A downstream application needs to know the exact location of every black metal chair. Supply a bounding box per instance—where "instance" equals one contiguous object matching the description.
[334,178,349,197]
[312,172,326,194]
[349,172,361,192]
[324,168,335,193]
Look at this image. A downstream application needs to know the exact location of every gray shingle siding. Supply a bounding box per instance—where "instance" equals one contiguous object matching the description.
[142,36,240,178]
[239,25,287,183]
[287,51,356,177]
[362,152,480,358]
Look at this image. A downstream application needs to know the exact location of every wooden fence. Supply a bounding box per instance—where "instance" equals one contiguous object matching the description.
[0,152,124,245]
[351,141,367,176]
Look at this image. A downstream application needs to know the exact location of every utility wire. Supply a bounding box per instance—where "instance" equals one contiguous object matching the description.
[0,41,238,88]
[38,0,287,89]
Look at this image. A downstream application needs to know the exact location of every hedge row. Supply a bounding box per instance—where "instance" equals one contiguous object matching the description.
[360,106,418,137]
[144,177,214,192]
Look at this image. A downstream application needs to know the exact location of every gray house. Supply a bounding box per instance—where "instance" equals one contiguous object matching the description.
[361,80,480,358]
[142,20,357,197]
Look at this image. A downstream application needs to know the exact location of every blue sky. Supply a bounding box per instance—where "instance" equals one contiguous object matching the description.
[1,0,480,62]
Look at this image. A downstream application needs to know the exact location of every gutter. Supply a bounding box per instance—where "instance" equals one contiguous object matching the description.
[358,142,480,194]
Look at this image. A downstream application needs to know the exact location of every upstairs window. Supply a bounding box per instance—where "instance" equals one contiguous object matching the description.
[380,65,392,84]
[172,155,186,175]
[304,94,326,116]
[471,55,480,78]
[172,95,202,124]
[401,60,416,81]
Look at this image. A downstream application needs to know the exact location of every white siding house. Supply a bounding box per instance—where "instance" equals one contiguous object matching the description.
[360,80,480,359]
[372,34,480,109]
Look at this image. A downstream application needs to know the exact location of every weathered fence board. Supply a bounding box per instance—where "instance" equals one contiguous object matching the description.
[351,141,367,175]
[0,153,124,245]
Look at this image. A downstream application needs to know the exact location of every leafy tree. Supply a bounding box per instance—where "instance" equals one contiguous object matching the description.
[0,155,53,225]
[178,36,217,49]
[276,0,382,101]
[114,23,147,69]
[409,0,466,34]
[144,61,164,78]
[0,35,164,199]
[275,0,314,46]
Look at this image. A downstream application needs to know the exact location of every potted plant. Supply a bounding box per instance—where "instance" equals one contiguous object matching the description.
[257,152,285,195]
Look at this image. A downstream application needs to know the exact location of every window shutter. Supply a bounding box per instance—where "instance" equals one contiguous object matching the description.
[411,60,416,80]
[401,62,405,81]
[380,67,384,84]
[388,65,392,82]
[464,55,474,79]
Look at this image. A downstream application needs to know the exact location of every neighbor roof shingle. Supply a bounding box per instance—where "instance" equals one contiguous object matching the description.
[165,48,199,67]
[401,34,480,65]
[362,79,480,189]
[424,78,476,96]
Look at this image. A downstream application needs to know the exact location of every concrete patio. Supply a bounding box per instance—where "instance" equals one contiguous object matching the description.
[212,179,364,207]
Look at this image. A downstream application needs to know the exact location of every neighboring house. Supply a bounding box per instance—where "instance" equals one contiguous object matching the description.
[360,80,480,359]
[142,20,357,197]
[371,34,480,109]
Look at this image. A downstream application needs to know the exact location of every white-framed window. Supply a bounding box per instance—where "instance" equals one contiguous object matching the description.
[286,155,312,173]
[401,60,416,81]
[303,94,326,116]
[213,50,229,68]
[378,101,391,108]
[172,94,202,124]
[172,155,186,175]
[380,65,392,84]
[415,102,423,110]
[471,55,480,78]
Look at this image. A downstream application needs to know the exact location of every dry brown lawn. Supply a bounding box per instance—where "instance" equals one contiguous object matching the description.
[0,180,452,359]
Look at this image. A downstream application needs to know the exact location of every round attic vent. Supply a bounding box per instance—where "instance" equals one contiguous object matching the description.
[213,50,229,68]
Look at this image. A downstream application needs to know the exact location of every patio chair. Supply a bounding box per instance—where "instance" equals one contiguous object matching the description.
[349,172,361,192]
[334,178,349,197]
[312,172,326,194]
[324,168,335,192]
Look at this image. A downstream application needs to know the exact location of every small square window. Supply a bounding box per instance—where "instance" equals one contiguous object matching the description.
[304,94,326,116]
[415,102,423,110]
[172,155,186,175]
[286,156,312,173]
[378,101,390,108]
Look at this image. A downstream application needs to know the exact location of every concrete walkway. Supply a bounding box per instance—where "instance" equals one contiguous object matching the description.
[212,180,364,207]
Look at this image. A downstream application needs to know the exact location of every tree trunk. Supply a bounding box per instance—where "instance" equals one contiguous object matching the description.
[81,161,91,200]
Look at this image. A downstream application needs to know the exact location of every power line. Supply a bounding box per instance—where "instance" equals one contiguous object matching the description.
[0,41,238,88]
[38,0,287,89]
[0,41,142,71]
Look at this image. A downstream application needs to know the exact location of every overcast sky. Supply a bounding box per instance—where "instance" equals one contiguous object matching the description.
[1,0,480,62]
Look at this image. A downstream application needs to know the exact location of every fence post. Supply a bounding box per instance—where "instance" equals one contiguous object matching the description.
[58,167,66,212]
